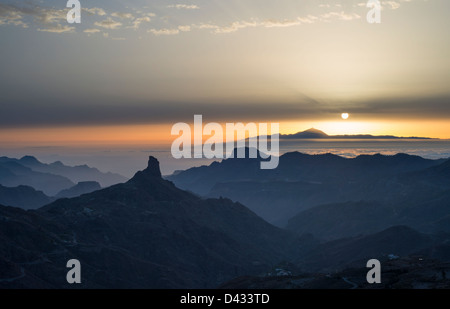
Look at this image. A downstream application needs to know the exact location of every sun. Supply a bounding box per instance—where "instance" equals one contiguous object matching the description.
[341,113,349,120]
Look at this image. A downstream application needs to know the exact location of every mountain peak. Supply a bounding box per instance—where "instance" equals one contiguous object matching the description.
[284,128,329,139]
[19,155,41,165]
[143,156,162,178]
[304,128,327,134]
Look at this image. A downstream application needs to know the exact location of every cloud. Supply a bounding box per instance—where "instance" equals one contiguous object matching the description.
[262,19,302,28]
[94,18,122,29]
[83,7,107,16]
[84,28,101,33]
[206,15,319,34]
[0,3,75,32]
[0,98,319,128]
[384,1,402,10]
[178,25,191,32]
[1,94,450,129]
[0,3,123,35]
[37,24,75,33]
[356,0,414,10]
[148,28,180,35]
[193,12,358,35]
[0,0,422,38]
[195,23,218,30]
[167,4,200,10]
[297,15,319,24]
[0,4,29,28]
[213,20,258,34]
[320,11,361,21]
[130,14,154,30]
[344,96,450,120]
[33,8,67,25]
[111,12,134,19]
[0,3,69,28]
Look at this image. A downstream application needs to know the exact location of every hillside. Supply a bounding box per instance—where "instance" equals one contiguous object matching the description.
[0,161,74,196]
[0,156,127,188]
[0,157,300,288]
[55,181,101,199]
[0,184,53,209]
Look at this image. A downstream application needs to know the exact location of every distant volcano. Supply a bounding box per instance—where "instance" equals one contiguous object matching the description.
[280,128,432,140]
[282,128,329,139]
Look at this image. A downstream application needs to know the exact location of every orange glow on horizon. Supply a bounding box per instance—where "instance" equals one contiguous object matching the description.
[0,119,449,148]
[0,124,173,147]
[277,120,450,139]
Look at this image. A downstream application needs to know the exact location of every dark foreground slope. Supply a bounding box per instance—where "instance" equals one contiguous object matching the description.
[0,157,300,289]
[221,226,450,289]
[220,256,450,289]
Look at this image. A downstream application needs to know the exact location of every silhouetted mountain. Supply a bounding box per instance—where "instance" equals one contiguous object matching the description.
[0,161,75,196]
[0,184,53,209]
[286,158,450,240]
[287,201,396,241]
[0,157,300,288]
[282,128,328,139]
[0,156,127,188]
[286,191,450,240]
[2,152,450,288]
[400,158,450,189]
[432,158,450,175]
[279,128,432,140]
[168,151,445,226]
[55,181,101,199]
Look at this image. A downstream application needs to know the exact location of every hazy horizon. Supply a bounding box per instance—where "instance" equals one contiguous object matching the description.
[2,136,450,178]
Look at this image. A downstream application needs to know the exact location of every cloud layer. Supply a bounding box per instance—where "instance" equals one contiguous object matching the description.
[0,0,422,38]
[0,95,449,128]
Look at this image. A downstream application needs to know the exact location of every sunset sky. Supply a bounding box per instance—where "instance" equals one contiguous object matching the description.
[1,0,450,149]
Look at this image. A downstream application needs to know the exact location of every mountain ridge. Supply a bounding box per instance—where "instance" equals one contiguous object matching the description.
[0,155,127,188]
[55,181,102,199]
[0,184,53,209]
[167,151,446,226]
[280,128,433,139]
[0,156,301,288]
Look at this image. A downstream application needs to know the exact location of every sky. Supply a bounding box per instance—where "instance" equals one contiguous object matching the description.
[1,0,450,151]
